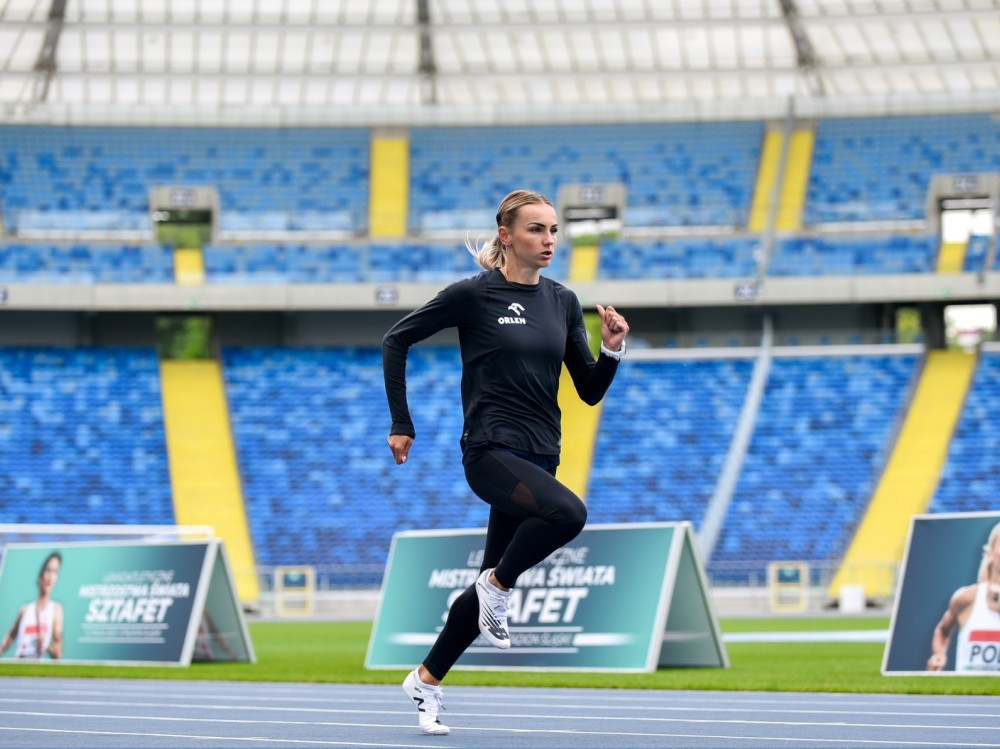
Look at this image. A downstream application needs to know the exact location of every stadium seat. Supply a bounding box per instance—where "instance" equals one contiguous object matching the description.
[0,126,370,234]
[769,234,937,276]
[587,358,754,528]
[932,352,1000,513]
[710,354,919,582]
[806,115,1000,223]
[0,347,174,525]
[222,346,474,585]
[598,237,759,279]
[408,122,763,231]
[0,243,174,283]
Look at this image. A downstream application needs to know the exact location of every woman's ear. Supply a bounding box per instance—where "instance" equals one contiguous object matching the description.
[497,226,511,245]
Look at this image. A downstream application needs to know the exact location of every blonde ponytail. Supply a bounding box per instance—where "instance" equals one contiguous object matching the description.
[466,234,506,271]
[979,521,1000,583]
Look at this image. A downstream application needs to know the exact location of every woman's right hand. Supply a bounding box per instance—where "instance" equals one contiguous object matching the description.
[388,434,413,465]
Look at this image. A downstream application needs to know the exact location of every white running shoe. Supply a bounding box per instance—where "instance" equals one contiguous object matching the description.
[401,669,449,735]
[475,568,512,649]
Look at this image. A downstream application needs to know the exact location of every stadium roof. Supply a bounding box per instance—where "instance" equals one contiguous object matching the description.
[1,0,999,126]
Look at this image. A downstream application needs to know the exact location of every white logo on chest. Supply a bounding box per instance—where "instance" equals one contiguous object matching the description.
[498,302,527,325]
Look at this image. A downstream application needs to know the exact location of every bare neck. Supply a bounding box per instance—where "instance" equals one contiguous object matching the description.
[500,262,540,286]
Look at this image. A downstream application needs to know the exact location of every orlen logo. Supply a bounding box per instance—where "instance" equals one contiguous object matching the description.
[498,302,527,325]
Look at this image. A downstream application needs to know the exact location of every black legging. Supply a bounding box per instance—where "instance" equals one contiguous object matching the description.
[422,446,587,680]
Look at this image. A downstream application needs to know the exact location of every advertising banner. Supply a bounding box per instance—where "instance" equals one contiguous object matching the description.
[366,522,727,672]
[883,512,1000,675]
[0,539,254,666]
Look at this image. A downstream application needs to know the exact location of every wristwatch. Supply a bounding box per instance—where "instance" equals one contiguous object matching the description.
[600,341,626,361]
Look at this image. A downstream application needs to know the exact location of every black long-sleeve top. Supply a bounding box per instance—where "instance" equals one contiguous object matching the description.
[382,268,620,457]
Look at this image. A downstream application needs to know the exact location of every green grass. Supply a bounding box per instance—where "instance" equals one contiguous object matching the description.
[1,618,998,695]
[720,615,891,632]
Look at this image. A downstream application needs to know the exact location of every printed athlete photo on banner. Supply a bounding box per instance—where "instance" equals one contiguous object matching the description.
[0,541,254,666]
[884,512,1000,675]
[0,551,64,660]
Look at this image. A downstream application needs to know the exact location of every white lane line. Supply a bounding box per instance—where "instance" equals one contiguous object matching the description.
[0,697,411,716]
[1,683,995,714]
[0,694,996,723]
[1,722,999,748]
[0,725,446,748]
[1,706,999,735]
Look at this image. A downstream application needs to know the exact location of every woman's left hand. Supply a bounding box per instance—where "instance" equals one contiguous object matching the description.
[597,304,629,353]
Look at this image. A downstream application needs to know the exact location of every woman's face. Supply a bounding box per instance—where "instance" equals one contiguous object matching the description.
[39,557,60,595]
[503,203,558,271]
[987,531,1000,609]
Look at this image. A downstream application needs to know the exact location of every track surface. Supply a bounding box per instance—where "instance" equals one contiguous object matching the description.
[0,676,998,748]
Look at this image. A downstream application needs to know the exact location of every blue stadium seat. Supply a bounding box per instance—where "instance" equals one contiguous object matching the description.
[806,115,1000,223]
[587,358,754,527]
[0,347,174,525]
[0,240,559,285]
[964,234,991,272]
[222,346,474,584]
[599,237,759,279]
[0,243,174,283]
[408,122,763,231]
[932,352,1000,514]
[769,234,937,276]
[0,126,370,234]
[711,354,918,581]
[203,242,484,284]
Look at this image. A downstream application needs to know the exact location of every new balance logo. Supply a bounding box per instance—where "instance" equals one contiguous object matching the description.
[481,609,509,641]
[487,623,509,641]
[475,568,512,649]
[411,695,426,713]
